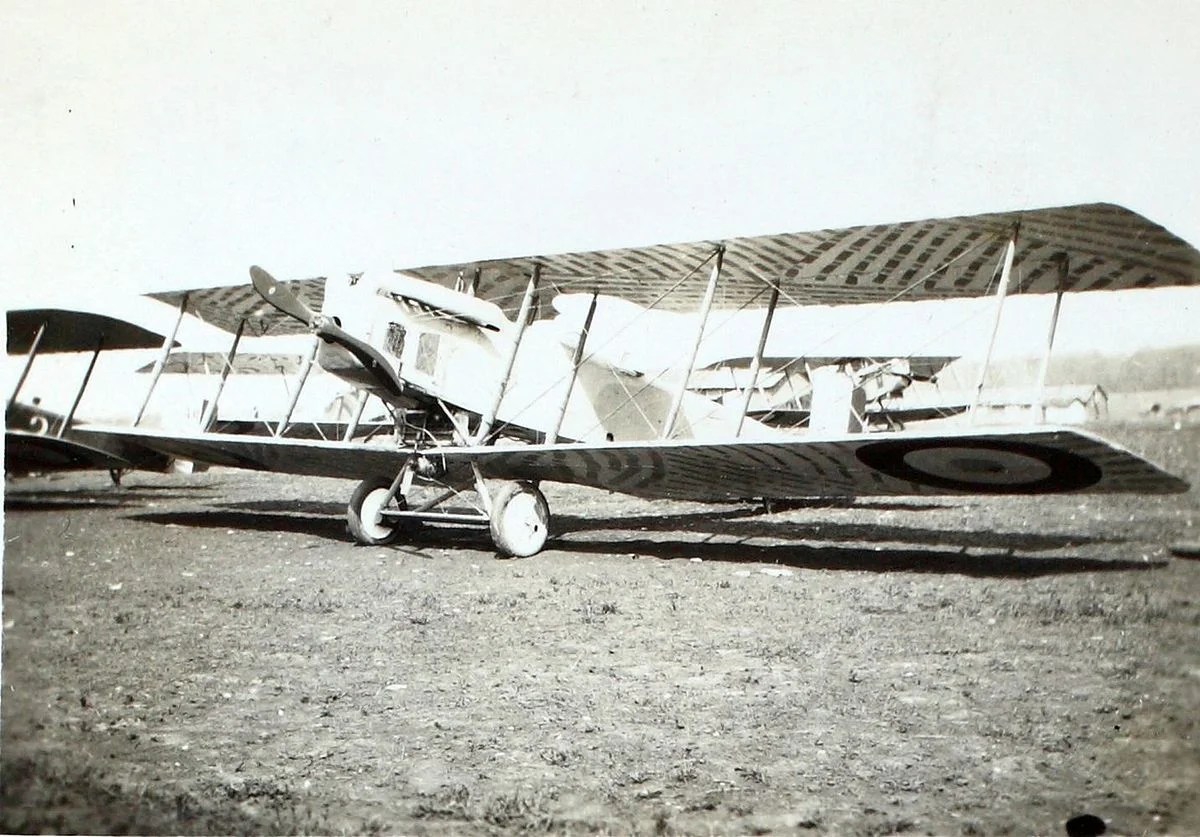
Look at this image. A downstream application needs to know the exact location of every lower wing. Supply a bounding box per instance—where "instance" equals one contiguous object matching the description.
[90,424,1188,498]
[5,429,172,475]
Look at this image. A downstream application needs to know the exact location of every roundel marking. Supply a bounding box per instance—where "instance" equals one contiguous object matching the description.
[900,447,1053,486]
[855,438,1103,493]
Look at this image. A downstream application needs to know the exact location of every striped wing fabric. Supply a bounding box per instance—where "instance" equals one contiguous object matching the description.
[150,278,327,336]
[149,203,1198,331]
[95,425,1188,499]
[403,203,1199,313]
[456,426,1187,499]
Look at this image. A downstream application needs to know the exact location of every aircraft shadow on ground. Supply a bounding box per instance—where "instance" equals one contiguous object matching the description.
[211,499,347,516]
[551,509,1120,552]
[130,509,350,540]
[128,507,502,553]
[123,499,1152,578]
[4,484,217,512]
[545,533,1159,578]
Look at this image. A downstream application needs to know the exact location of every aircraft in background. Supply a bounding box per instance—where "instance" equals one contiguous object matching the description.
[547,291,962,429]
[5,308,178,482]
[4,304,389,482]
[94,203,1195,555]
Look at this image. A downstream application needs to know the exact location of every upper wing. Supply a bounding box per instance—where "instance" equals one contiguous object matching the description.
[7,308,175,354]
[149,277,327,336]
[403,203,1199,313]
[95,424,1187,498]
[148,203,1198,332]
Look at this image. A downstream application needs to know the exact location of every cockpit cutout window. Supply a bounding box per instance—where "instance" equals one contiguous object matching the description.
[384,323,405,359]
[415,332,440,375]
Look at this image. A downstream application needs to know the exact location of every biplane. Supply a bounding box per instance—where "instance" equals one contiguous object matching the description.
[5,307,178,481]
[94,203,1196,556]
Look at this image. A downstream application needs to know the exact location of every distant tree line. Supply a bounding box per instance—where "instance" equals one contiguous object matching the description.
[943,345,1200,394]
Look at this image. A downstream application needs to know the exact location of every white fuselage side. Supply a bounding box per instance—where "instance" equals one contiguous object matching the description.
[316,271,781,443]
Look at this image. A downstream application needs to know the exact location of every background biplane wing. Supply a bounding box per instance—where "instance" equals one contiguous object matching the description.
[148,203,1199,332]
[5,427,172,475]
[6,308,180,478]
[91,424,1188,499]
[7,308,179,354]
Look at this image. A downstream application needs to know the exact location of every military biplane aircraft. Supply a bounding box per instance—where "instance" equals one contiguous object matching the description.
[5,307,179,481]
[94,203,1196,555]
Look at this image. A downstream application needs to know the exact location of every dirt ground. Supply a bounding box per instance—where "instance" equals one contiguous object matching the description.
[2,423,1198,836]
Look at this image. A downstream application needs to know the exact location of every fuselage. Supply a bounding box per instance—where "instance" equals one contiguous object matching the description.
[313,271,781,443]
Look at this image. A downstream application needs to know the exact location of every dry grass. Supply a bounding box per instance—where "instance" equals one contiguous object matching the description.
[3,424,1198,835]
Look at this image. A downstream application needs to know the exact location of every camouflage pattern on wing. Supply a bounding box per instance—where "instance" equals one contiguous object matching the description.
[149,277,327,336]
[96,424,1188,499]
[447,426,1188,500]
[404,203,1199,315]
[86,426,411,481]
[147,203,1199,331]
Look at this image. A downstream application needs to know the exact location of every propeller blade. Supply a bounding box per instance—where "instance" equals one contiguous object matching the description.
[249,266,404,400]
[249,266,316,325]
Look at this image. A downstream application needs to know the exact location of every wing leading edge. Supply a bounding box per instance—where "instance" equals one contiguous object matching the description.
[149,203,1199,333]
[403,202,1199,313]
[92,424,1187,499]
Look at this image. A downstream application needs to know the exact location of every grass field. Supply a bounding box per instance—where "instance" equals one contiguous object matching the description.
[2,423,1198,835]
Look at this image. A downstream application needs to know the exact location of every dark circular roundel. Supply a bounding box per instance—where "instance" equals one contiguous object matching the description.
[855,437,1103,494]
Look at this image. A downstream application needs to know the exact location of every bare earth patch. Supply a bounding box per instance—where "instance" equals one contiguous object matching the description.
[3,424,1198,835]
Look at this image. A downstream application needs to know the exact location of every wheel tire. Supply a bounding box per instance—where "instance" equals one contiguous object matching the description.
[347,477,405,546]
[489,481,550,558]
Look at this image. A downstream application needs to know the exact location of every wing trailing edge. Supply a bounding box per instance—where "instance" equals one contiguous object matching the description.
[150,203,1199,333]
[91,424,1187,500]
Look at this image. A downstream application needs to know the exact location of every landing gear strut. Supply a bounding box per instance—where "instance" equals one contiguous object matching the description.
[344,465,551,557]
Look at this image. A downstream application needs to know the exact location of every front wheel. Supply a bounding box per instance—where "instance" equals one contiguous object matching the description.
[347,477,405,546]
[489,481,550,557]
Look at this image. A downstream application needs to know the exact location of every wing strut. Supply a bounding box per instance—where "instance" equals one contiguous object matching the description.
[199,318,246,430]
[663,245,724,439]
[547,289,598,444]
[1030,254,1069,422]
[453,266,481,297]
[968,225,1018,423]
[274,334,321,437]
[475,264,540,443]
[735,282,781,437]
[341,389,370,442]
[57,336,104,437]
[6,321,45,412]
[133,292,189,426]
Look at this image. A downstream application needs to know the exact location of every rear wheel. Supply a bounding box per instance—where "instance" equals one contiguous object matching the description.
[347,477,405,546]
[489,481,550,557]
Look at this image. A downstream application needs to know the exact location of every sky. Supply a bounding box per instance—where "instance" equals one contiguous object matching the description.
[3,0,1198,306]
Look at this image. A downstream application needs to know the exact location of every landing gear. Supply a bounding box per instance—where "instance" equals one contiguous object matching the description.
[344,468,551,557]
[489,480,550,558]
[347,476,407,546]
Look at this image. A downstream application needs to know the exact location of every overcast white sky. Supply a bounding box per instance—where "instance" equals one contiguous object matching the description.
[3,1,1198,302]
